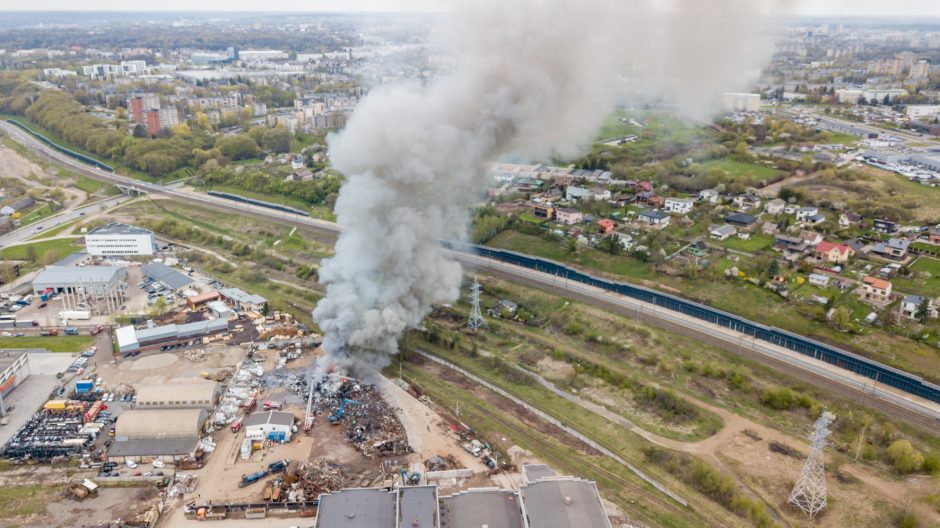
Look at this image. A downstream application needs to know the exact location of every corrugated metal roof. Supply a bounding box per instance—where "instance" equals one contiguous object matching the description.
[108,437,199,457]
[115,409,207,440]
[32,265,124,287]
[135,381,219,407]
[142,263,193,290]
[137,324,178,343]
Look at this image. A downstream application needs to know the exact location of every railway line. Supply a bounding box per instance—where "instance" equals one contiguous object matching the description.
[3,119,939,435]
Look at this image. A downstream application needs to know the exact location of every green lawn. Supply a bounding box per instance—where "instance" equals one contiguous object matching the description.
[894,256,940,298]
[74,173,119,195]
[822,132,859,147]
[205,184,336,221]
[18,203,54,226]
[698,159,782,183]
[912,256,940,275]
[28,219,79,240]
[0,335,92,352]
[721,233,773,253]
[0,238,78,263]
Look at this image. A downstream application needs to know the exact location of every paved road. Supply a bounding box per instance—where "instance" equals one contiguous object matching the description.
[4,120,939,433]
[0,195,129,249]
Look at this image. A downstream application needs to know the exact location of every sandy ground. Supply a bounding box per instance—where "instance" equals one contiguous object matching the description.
[0,144,88,209]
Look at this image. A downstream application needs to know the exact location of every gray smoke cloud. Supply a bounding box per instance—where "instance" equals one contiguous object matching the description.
[313,0,793,373]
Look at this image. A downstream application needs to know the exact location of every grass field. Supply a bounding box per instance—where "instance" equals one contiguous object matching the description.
[205,184,336,221]
[0,238,78,263]
[699,159,782,183]
[721,233,773,253]
[894,256,940,298]
[74,173,119,195]
[0,336,93,352]
[0,484,63,519]
[18,203,54,226]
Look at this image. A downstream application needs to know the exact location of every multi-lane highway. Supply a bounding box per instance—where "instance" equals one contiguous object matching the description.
[3,120,938,433]
[0,195,130,249]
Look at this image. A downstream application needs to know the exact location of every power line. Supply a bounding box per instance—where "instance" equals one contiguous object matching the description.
[467,277,487,331]
[788,411,836,519]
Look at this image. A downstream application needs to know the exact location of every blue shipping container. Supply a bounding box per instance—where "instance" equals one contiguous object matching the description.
[267,431,286,442]
[76,381,94,393]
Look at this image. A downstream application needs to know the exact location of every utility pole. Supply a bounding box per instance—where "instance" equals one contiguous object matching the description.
[467,277,487,331]
[788,411,836,518]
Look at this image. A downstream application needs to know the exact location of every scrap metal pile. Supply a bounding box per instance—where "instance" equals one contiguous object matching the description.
[310,378,411,459]
[264,458,359,503]
[210,357,264,428]
[425,454,460,472]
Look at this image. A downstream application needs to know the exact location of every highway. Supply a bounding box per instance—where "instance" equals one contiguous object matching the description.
[0,195,130,249]
[3,120,939,434]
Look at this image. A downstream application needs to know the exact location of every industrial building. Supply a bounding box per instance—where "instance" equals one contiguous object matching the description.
[84,223,157,256]
[243,410,294,442]
[116,318,230,354]
[218,287,268,312]
[314,473,611,528]
[31,265,127,315]
[0,351,30,416]
[108,408,207,463]
[207,300,235,320]
[135,380,221,410]
[142,262,194,291]
[723,92,761,112]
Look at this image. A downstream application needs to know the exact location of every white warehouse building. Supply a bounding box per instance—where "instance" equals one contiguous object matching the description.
[243,411,294,442]
[85,223,157,256]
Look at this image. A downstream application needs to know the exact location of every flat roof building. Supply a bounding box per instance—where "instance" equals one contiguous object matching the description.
[115,318,229,353]
[244,410,295,442]
[0,351,30,416]
[218,287,267,312]
[442,489,525,528]
[32,265,127,295]
[520,477,613,528]
[142,263,194,291]
[135,380,220,410]
[85,223,157,256]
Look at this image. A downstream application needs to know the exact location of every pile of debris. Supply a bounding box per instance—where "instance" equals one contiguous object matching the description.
[184,349,208,362]
[264,458,357,503]
[311,381,411,459]
[425,454,460,472]
[259,325,303,340]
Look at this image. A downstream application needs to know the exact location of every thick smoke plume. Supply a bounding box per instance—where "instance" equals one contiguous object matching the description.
[313,0,792,373]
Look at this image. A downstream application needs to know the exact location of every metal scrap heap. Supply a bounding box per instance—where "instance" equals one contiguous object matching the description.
[316,382,411,459]
[264,458,358,503]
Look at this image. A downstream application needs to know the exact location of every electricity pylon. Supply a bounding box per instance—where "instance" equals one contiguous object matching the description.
[788,411,836,518]
[467,277,487,331]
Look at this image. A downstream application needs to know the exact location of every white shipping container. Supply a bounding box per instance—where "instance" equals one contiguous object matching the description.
[58,310,91,320]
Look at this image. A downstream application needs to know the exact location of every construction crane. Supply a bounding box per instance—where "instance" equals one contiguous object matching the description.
[400,465,421,486]
[328,398,360,424]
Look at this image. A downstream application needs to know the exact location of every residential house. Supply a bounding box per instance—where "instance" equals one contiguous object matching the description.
[764,198,786,215]
[732,193,761,210]
[542,188,563,202]
[698,189,720,204]
[590,187,612,201]
[872,219,898,235]
[872,238,909,261]
[839,212,862,227]
[804,213,826,225]
[532,204,556,220]
[928,225,940,245]
[566,186,590,201]
[799,230,823,246]
[634,181,653,193]
[638,209,670,226]
[515,178,545,192]
[796,206,819,222]
[687,240,710,257]
[636,191,663,208]
[613,232,635,250]
[555,208,583,225]
[554,174,575,187]
[774,234,808,259]
[859,276,893,304]
[710,224,737,241]
[597,219,616,234]
[815,241,854,263]
[663,197,694,215]
[724,213,757,228]
[899,294,937,320]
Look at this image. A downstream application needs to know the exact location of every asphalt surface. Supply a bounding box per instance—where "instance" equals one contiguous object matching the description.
[0,195,130,249]
[4,120,939,433]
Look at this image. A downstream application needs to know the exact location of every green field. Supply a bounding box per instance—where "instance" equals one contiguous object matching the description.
[721,233,773,253]
[0,335,93,352]
[0,484,64,519]
[894,256,940,297]
[18,203,54,226]
[74,173,119,195]
[206,184,336,221]
[0,237,78,263]
[699,159,782,183]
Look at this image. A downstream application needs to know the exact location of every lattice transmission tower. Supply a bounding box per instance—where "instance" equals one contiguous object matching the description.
[467,277,487,331]
[788,411,836,518]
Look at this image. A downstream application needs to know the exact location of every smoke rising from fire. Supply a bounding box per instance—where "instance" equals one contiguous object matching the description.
[313,0,792,372]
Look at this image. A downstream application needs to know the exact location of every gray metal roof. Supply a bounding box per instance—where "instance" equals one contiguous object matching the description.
[522,463,557,483]
[218,287,267,305]
[442,489,524,528]
[88,223,153,236]
[0,350,27,374]
[32,265,123,287]
[399,486,438,528]
[107,437,199,457]
[520,478,612,528]
[316,488,396,528]
[137,324,178,343]
[243,411,294,428]
[142,263,193,290]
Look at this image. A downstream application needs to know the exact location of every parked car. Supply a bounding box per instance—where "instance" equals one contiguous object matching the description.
[152,459,165,468]
[125,460,138,469]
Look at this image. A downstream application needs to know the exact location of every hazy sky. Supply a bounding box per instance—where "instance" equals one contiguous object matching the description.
[2,0,940,16]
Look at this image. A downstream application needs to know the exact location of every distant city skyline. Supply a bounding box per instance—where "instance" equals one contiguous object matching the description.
[2,0,940,17]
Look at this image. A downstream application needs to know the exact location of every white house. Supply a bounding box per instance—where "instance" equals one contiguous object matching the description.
[613,232,635,250]
[710,224,737,241]
[664,197,694,215]
[698,189,720,204]
[243,411,294,442]
[85,223,157,256]
[590,187,612,201]
[899,294,937,320]
[796,207,819,222]
[566,186,590,201]
[764,199,786,215]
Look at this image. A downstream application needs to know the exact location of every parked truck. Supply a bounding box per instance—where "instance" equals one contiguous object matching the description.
[238,470,268,488]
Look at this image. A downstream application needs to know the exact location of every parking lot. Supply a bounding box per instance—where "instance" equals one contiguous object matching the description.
[0,351,77,447]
